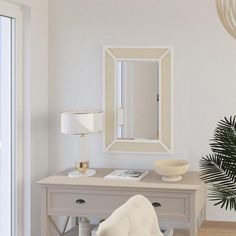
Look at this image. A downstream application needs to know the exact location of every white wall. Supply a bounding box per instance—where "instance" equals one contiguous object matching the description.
[48,0,236,222]
[4,0,48,235]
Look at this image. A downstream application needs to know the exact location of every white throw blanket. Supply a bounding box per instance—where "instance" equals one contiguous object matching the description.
[97,195,164,236]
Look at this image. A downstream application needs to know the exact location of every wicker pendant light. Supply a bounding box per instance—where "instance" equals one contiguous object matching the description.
[216,0,236,39]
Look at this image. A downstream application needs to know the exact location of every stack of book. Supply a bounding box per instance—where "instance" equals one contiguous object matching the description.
[104,169,149,181]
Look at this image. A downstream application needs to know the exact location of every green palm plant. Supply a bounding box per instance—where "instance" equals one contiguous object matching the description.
[200,115,236,210]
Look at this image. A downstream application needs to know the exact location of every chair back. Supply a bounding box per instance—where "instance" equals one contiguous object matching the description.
[97,195,163,236]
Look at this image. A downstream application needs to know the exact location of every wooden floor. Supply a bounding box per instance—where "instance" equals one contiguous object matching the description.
[65,221,236,236]
[174,221,236,236]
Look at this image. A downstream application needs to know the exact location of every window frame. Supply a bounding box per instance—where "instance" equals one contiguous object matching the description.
[0,1,23,236]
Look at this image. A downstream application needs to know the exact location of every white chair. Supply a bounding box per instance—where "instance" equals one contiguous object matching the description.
[96,195,164,236]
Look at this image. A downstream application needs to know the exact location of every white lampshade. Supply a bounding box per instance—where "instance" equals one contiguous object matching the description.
[61,110,103,135]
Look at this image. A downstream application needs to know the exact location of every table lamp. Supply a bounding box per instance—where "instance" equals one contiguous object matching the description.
[61,110,103,177]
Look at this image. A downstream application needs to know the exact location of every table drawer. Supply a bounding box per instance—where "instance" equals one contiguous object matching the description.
[47,188,189,220]
[48,190,130,217]
[148,195,189,220]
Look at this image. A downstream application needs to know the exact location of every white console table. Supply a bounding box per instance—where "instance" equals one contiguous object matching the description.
[38,168,206,236]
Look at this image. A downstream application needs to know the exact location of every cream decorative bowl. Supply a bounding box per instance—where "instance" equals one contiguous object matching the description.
[154,159,189,182]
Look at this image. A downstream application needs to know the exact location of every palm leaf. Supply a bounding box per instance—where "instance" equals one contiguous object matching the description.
[208,185,236,210]
[210,116,236,159]
[200,115,236,210]
[200,154,236,189]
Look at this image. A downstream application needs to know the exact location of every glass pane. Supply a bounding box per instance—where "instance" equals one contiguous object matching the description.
[117,60,159,140]
[0,15,13,236]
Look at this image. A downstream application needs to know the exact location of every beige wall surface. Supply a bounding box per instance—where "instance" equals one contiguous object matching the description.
[48,0,236,223]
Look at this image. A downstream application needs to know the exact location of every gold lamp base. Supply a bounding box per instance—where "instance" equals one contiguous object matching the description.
[68,161,96,177]
[68,169,96,177]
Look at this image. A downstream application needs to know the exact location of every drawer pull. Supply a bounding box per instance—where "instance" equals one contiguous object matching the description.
[75,199,86,204]
[152,202,161,208]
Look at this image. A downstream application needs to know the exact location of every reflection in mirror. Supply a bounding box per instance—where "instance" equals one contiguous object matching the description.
[117,61,159,140]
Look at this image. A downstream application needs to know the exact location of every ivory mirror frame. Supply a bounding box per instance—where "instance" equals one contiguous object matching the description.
[103,46,173,154]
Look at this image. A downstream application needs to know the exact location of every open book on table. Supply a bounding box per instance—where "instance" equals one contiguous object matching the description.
[104,169,149,181]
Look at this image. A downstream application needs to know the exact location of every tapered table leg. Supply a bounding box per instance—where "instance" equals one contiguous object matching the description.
[41,188,49,236]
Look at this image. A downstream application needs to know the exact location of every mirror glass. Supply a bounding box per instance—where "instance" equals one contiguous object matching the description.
[117,60,159,140]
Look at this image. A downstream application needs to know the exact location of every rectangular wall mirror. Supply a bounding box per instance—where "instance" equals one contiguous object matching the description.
[103,46,173,154]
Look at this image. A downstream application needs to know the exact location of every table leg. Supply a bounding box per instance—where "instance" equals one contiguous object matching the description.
[41,188,49,236]
[190,226,197,236]
[189,193,197,236]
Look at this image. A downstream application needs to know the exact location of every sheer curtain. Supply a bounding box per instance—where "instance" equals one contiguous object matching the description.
[0,15,14,236]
